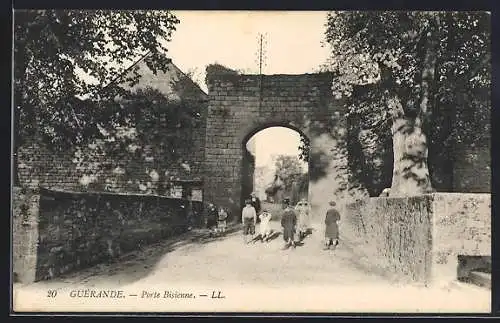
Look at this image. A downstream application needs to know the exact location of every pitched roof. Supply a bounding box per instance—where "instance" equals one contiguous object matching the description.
[114,52,208,102]
[80,51,208,102]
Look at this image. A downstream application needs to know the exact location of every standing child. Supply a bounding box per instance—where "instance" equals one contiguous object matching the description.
[217,207,228,234]
[241,199,257,244]
[259,209,273,242]
[324,201,341,250]
[205,203,218,237]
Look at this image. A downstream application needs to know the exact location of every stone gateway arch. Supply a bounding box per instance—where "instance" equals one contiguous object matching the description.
[203,72,356,218]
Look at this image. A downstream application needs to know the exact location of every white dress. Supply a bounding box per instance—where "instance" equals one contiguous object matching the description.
[296,205,310,232]
[259,212,272,236]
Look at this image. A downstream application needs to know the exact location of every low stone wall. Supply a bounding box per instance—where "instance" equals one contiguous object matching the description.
[12,187,203,283]
[343,196,433,283]
[343,193,491,285]
[431,193,491,282]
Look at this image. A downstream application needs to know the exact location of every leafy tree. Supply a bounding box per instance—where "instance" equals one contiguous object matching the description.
[325,11,490,196]
[73,85,204,194]
[274,155,306,202]
[265,174,284,202]
[205,63,240,87]
[290,172,309,204]
[298,134,310,162]
[13,9,180,185]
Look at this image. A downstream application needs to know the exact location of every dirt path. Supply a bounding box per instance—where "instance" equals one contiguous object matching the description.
[16,221,384,288]
[13,220,490,313]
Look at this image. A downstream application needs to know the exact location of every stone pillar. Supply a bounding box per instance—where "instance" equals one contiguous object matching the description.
[13,188,40,284]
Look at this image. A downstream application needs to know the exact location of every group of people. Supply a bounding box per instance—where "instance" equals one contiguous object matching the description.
[201,191,341,250]
[241,193,341,250]
[241,192,272,243]
[204,202,230,236]
[202,192,263,237]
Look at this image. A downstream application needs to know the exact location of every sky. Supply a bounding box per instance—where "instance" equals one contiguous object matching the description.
[167,11,328,172]
[167,11,331,93]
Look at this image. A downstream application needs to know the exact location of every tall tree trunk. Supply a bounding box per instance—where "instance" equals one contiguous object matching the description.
[389,19,440,197]
[390,116,432,197]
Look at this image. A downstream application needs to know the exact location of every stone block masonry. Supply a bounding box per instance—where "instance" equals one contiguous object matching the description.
[431,193,491,282]
[12,187,203,283]
[17,109,207,195]
[204,73,360,219]
[343,193,491,285]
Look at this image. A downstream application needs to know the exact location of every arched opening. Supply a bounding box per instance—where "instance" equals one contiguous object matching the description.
[241,125,310,220]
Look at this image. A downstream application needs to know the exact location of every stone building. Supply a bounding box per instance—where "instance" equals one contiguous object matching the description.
[15,57,490,211]
[17,53,209,200]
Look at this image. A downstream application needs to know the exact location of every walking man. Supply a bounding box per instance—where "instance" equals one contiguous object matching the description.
[324,201,341,250]
[281,198,297,249]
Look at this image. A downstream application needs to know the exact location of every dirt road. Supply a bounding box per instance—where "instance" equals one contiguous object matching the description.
[13,219,490,313]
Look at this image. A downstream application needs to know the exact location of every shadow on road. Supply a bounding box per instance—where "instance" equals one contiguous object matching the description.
[31,224,244,288]
[249,230,282,244]
[298,229,313,242]
[23,222,397,290]
[266,230,281,242]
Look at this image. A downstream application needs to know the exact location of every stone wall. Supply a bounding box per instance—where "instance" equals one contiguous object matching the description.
[12,187,202,283]
[431,193,491,282]
[344,196,433,283]
[205,73,359,219]
[17,102,207,195]
[343,193,491,285]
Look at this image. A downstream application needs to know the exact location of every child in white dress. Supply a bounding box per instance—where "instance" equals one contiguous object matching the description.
[259,209,273,242]
[295,199,311,240]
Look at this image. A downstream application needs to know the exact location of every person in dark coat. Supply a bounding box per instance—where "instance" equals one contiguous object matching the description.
[324,201,341,250]
[280,197,297,249]
[186,200,194,230]
[205,202,218,231]
[250,192,262,223]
